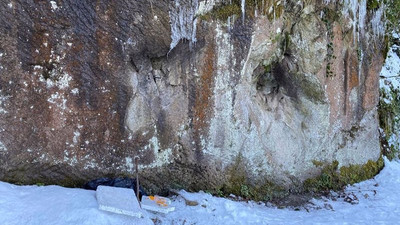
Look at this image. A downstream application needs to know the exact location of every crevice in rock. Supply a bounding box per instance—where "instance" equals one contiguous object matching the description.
[150,56,164,71]
[129,57,139,72]
[30,61,60,82]
[253,56,299,106]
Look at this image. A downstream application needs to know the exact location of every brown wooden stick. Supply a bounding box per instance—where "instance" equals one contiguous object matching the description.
[135,157,141,208]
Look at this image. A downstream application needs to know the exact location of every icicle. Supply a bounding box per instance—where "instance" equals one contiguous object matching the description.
[268,5,273,14]
[358,0,367,35]
[350,0,358,44]
[262,0,265,15]
[341,0,358,44]
[241,0,245,23]
[254,0,258,17]
[371,5,385,37]
[169,0,199,52]
[228,16,231,31]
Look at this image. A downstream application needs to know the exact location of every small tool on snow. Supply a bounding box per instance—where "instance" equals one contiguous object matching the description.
[135,157,141,208]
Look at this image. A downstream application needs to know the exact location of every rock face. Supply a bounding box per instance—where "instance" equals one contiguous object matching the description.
[0,0,386,195]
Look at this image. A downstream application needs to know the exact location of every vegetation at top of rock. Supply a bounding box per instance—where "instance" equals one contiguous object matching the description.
[304,157,384,192]
[199,0,283,22]
[384,0,400,35]
[321,7,339,78]
[367,0,380,10]
[200,2,241,21]
[377,0,400,162]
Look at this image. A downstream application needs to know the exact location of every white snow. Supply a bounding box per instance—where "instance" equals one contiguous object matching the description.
[47,92,68,110]
[0,183,152,225]
[380,40,400,90]
[38,71,72,90]
[125,157,134,172]
[0,91,10,114]
[50,1,58,11]
[0,158,400,224]
[70,88,79,95]
[72,131,80,145]
[0,141,7,152]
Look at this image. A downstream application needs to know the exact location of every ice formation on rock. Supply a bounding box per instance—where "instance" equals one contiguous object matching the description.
[169,0,199,51]
[371,5,385,37]
[241,0,246,23]
[358,0,367,34]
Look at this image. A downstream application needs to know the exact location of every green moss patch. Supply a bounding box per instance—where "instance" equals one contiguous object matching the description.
[367,0,380,11]
[304,157,384,192]
[299,78,326,103]
[214,153,288,201]
[199,0,284,22]
[200,3,241,21]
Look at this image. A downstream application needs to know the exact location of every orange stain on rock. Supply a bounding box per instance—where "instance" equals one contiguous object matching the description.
[193,42,216,132]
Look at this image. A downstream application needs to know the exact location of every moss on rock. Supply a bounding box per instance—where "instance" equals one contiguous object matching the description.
[200,3,241,21]
[299,78,326,103]
[199,0,284,22]
[367,0,380,11]
[216,153,288,201]
[304,157,384,192]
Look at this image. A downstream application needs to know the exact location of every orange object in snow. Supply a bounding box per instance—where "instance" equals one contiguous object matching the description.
[141,195,175,213]
[148,196,168,207]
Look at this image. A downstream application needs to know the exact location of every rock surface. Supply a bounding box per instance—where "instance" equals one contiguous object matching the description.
[0,0,386,195]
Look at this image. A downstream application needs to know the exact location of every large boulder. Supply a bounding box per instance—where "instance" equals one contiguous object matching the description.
[0,0,386,198]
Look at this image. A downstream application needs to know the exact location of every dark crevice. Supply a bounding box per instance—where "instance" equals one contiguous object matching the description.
[343,50,348,115]
[129,56,139,72]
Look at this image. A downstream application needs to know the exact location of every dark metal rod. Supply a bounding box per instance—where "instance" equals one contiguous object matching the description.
[135,157,141,208]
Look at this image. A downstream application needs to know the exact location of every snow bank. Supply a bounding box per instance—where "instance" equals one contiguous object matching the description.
[1,159,400,224]
[156,158,400,225]
[0,184,152,225]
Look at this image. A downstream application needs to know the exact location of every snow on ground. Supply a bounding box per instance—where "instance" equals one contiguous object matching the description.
[0,182,153,225]
[0,158,399,225]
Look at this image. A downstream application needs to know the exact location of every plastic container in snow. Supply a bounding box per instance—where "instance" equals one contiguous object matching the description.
[141,196,175,214]
[96,185,143,218]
